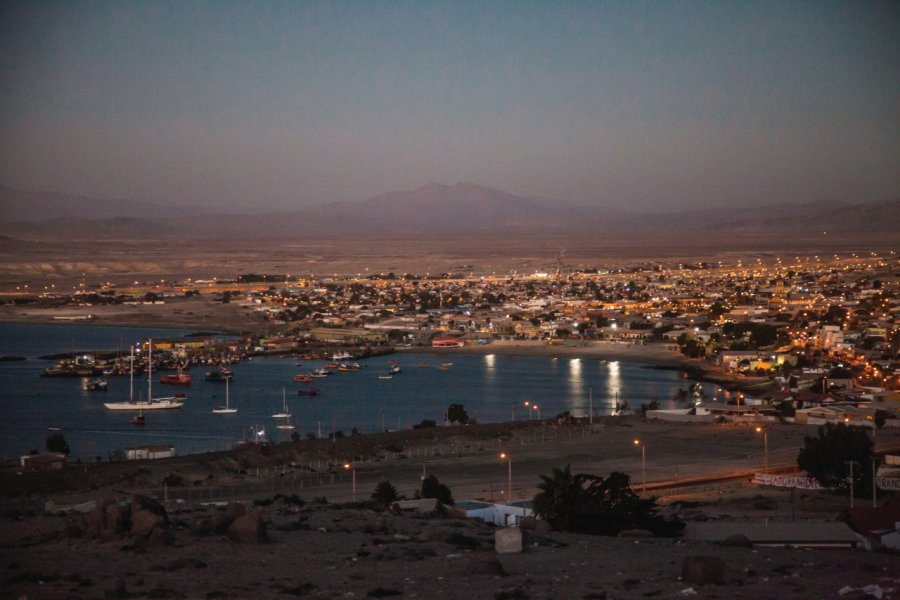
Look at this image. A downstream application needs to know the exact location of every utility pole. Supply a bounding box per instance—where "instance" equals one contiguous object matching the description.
[845,460,859,509]
[588,386,593,424]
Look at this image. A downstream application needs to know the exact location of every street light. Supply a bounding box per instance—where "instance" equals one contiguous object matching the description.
[524,401,532,421]
[500,452,512,499]
[343,462,356,501]
[633,439,646,493]
[532,404,541,420]
[755,426,768,473]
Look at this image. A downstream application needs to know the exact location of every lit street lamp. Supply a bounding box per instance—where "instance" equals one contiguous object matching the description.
[524,401,532,421]
[633,439,646,493]
[500,452,512,499]
[343,462,356,501]
[532,404,540,420]
[755,426,768,473]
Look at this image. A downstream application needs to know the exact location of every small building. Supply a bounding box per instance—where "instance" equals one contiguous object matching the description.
[126,445,176,461]
[20,452,66,472]
[451,499,534,527]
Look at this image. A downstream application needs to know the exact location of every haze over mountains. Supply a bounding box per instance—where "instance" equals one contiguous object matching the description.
[0,182,896,241]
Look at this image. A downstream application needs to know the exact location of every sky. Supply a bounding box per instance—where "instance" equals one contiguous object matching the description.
[1,1,899,213]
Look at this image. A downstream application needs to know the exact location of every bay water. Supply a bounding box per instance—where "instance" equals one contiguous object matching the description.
[0,323,711,462]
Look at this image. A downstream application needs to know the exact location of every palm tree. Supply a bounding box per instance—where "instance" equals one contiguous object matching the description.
[533,464,581,530]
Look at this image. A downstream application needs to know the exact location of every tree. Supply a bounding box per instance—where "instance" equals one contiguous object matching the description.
[533,465,683,537]
[797,423,874,495]
[446,403,470,425]
[45,432,70,456]
[371,480,400,508]
[420,474,454,505]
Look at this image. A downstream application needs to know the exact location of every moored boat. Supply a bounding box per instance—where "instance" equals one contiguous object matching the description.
[105,340,186,411]
[84,378,108,391]
[160,372,191,385]
[296,387,320,396]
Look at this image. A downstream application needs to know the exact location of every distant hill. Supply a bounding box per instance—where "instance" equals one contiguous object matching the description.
[0,186,205,222]
[0,182,896,240]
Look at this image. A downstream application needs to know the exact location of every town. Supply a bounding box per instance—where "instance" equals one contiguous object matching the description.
[5,251,899,427]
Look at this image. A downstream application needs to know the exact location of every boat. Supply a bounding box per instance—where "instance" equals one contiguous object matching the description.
[212,377,237,414]
[293,374,312,383]
[205,368,233,382]
[104,340,186,411]
[416,362,430,368]
[272,389,291,418]
[132,412,145,425]
[311,368,330,378]
[338,363,361,372]
[389,365,401,374]
[326,363,340,369]
[332,351,354,361]
[160,372,191,385]
[84,378,108,391]
[296,387,320,396]
[441,362,453,368]
[378,375,393,380]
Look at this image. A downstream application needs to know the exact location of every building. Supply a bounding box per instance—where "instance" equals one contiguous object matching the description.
[126,445,176,460]
[20,452,66,472]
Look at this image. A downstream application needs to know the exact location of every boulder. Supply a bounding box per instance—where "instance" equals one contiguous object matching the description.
[227,512,268,544]
[495,527,523,554]
[682,556,732,585]
[131,509,166,537]
[131,495,168,523]
[103,503,128,539]
[82,508,105,539]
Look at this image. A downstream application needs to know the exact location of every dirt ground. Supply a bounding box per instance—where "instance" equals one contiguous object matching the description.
[2,417,899,599]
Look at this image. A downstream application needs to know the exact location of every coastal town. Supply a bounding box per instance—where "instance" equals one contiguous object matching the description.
[5,251,898,423]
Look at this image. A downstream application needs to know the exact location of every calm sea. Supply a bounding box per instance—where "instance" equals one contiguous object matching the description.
[0,323,711,462]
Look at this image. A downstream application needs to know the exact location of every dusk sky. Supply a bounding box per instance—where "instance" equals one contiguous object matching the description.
[1,1,898,212]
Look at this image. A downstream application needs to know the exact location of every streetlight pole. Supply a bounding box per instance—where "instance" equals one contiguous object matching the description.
[500,452,511,499]
[344,463,356,501]
[755,426,768,473]
[634,439,645,493]
[524,401,532,421]
[872,457,879,509]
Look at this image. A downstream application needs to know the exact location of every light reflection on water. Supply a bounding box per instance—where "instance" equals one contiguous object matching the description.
[0,324,716,461]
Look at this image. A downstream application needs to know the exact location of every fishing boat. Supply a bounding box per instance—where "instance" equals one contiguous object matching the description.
[132,411,145,425]
[212,377,237,414]
[272,389,291,418]
[160,371,191,385]
[296,387,320,396]
[104,340,186,411]
[311,368,330,378]
[389,365,401,374]
[416,362,430,368]
[84,378,108,391]
[205,367,233,382]
[378,374,393,380]
[293,374,312,383]
[338,363,361,372]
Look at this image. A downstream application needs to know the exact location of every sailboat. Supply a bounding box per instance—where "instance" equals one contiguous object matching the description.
[105,340,185,410]
[272,389,291,418]
[212,377,237,414]
[276,410,295,430]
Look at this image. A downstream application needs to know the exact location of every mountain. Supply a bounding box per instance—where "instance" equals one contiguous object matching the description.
[0,185,206,222]
[0,182,896,240]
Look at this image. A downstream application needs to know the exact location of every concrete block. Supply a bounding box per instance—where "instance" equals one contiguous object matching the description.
[495,526,523,554]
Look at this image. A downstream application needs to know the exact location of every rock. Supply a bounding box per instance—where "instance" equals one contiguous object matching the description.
[131,495,168,522]
[721,534,753,548]
[227,512,268,544]
[82,508,105,539]
[495,527,523,554]
[103,503,128,539]
[681,556,732,585]
[464,552,506,576]
[619,529,654,538]
[148,526,175,546]
[131,509,166,537]
[225,501,247,521]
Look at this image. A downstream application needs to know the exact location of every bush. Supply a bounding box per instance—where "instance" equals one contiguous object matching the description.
[421,474,454,506]
[45,433,70,456]
[371,481,400,507]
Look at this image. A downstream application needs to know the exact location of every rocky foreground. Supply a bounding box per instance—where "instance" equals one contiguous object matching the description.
[2,490,898,600]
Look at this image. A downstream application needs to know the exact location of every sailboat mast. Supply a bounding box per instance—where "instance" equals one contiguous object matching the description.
[148,339,153,402]
[226,377,230,409]
[129,345,134,403]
